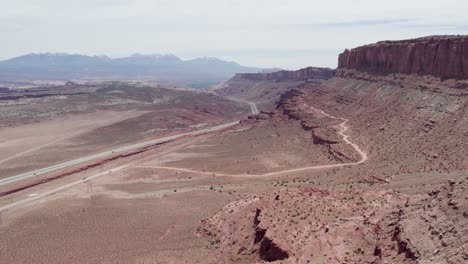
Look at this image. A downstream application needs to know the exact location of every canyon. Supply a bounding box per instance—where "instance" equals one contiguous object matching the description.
[202,36,467,263]
[0,36,466,264]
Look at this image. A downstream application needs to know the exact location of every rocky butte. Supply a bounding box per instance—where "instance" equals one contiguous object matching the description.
[338,35,468,79]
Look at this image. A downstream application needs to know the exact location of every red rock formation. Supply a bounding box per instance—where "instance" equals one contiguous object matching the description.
[233,66,334,82]
[338,35,468,79]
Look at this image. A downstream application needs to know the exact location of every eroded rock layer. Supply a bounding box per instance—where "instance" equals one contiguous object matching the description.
[206,35,468,263]
[216,67,334,111]
[233,67,334,82]
[199,178,467,264]
[338,35,468,79]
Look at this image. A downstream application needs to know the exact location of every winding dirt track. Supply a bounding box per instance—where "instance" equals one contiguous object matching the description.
[142,103,368,177]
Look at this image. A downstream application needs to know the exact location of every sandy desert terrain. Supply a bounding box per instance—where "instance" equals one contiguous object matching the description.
[0,83,248,179]
[0,36,467,264]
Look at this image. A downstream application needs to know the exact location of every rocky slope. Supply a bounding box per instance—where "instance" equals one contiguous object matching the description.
[274,89,361,163]
[284,70,468,174]
[215,67,334,110]
[199,177,467,264]
[338,35,468,79]
[204,36,467,263]
[219,35,467,175]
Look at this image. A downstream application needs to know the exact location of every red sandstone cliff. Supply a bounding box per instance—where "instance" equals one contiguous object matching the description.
[233,66,334,82]
[338,35,468,79]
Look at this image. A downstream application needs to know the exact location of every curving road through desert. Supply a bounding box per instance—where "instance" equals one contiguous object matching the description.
[0,102,367,210]
[123,103,368,177]
[248,102,259,115]
[0,98,260,187]
[0,121,240,187]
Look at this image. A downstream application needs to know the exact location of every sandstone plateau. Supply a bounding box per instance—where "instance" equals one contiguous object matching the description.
[338,35,468,79]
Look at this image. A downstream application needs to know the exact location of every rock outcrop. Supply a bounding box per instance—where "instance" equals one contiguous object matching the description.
[217,67,334,111]
[338,35,468,79]
[233,66,334,82]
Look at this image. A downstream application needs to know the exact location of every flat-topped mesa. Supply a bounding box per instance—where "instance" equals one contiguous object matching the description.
[234,67,334,82]
[338,35,468,79]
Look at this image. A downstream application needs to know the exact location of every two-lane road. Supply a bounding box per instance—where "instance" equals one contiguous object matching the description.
[248,102,259,115]
[223,96,259,115]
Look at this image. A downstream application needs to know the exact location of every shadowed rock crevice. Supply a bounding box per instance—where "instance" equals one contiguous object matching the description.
[258,237,290,262]
[392,225,420,260]
[253,208,289,262]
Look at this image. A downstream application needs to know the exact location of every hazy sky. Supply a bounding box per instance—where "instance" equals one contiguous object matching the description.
[1,0,467,69]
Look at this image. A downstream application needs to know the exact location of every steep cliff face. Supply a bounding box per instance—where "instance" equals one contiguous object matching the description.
[216,67,333,111]
[338,35,468,79]
[233,66,334,82]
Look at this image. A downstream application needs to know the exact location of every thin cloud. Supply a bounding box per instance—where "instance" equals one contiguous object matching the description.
[0,0,467,68]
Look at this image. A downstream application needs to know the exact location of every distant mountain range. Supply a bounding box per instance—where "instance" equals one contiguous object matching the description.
[0,53,263,87]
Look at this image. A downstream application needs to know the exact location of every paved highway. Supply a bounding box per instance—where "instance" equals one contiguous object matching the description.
[0,121,239,187]
[0,101,368,212]
[0,100,258,187]
[224,96,259,115]
[248,102,259,115]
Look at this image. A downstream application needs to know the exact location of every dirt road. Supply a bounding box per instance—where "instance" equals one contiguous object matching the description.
[0,103,365,211]
[117,104,368,177]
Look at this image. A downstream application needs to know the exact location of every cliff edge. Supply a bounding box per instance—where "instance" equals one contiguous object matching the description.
[338,35,468,79]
